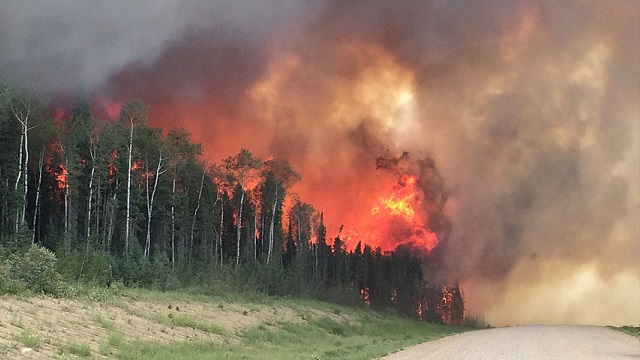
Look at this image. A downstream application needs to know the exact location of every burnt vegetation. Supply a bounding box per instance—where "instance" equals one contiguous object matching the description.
[0,84,463,325]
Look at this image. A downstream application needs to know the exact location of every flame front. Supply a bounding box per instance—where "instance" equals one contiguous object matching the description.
[363,173,438,252]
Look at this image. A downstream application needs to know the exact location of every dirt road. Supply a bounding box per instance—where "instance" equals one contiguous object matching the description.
[379,325,639,360]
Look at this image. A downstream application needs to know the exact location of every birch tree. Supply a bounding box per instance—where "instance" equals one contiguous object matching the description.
[223,149,262,268]
[8,88,39,230]
[118,100,148,259]
[261,159,300,263]
[165,128,201,269]
[144,147,167,259]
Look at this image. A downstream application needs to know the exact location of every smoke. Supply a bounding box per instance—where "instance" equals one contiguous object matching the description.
[1,0,638,326]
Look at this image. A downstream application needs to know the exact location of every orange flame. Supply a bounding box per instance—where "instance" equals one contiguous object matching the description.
[56,166,67,189]
[360,287,371,306]
[347,172,438,252]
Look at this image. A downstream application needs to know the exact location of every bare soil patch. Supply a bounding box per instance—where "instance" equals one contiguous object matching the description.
[0,293,346,359]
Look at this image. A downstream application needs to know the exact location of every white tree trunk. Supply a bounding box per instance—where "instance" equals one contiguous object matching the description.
[63,154,70,252]
[171,169,177,269]
[86,142,97,241]
[254,201,258,261]
[145,153,165,259]
[219,201,224,266]
[32,150,44,243]
[14,133,23,192]
[13,133,24,231]
[267,187,278,263]
[10,100,31,228]
[21,122,28,225]
[125,119,134,258]
[211,188,220,261]
[235,189,244,268]
[190,171,205,265]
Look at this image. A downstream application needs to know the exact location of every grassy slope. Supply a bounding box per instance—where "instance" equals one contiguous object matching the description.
[0,287,467,359]
[107,289,466,360]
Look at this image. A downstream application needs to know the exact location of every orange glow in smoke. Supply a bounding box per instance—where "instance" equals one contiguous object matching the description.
[97,40,441,255]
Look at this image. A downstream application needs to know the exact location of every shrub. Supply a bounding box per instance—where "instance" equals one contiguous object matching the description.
[150,252,180,291]
[0,261,27,294]
[9,245,63,295]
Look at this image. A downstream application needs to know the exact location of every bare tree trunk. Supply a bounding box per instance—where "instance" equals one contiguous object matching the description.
[267,187,278,263]
[190,171,205,266]
[86,142,97,241]
[95,177,101,242]
[171,169,176,269]
[106,193,117,252]
[254,202,259,261]
[10,100,31,228]
[145,152,165,259]
[14,133,23,192]
[296,214,302,251]
[21,122,28,226]
[32,149,44,243]
[13,133,24,231]
[260,209,265,258]
[219,200,224,266]
[211,188,220,263]
[125,119,134,259]
[63,154,71,252]
[235,189,244,268]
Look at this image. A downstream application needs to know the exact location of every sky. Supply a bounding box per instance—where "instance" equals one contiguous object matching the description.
[1,0,638,326]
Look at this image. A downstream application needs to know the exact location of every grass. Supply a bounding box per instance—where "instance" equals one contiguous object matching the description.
[99,288,467,359]
[108,333,125,347]
[14,328,41,349]
[151,312,227,335]
[111,311,465,359]
[1,287,467,359]
[9,315,24,329]
[58,340,92,357]
[609,325,639,337]
[92,313,116,330]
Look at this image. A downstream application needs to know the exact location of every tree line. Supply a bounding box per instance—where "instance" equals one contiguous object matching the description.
[0,82,463,325]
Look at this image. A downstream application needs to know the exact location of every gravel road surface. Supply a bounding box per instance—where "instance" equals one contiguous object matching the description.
[379,325,639,360]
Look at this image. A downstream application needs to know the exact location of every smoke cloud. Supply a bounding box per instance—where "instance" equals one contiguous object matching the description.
[1,0,638,326]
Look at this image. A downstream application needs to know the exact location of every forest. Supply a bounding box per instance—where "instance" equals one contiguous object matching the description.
[0,82,463,325]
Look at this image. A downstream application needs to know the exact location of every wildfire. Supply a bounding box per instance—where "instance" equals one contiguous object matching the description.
[360,287,371,306]
[55,165,67,189]
[351,171,438,253]
[373,174,419,220]
[131,160,143,171]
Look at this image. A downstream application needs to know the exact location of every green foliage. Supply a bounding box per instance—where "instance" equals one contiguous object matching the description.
[92,314,116,330]
[113,253,152,287]
[57,248,113,286]
[153,312,227,335]
[58,340,92,357]
[14,329,41,349]
[60,282,118,302]
[0,244,63,295]
[149,252,180,291]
